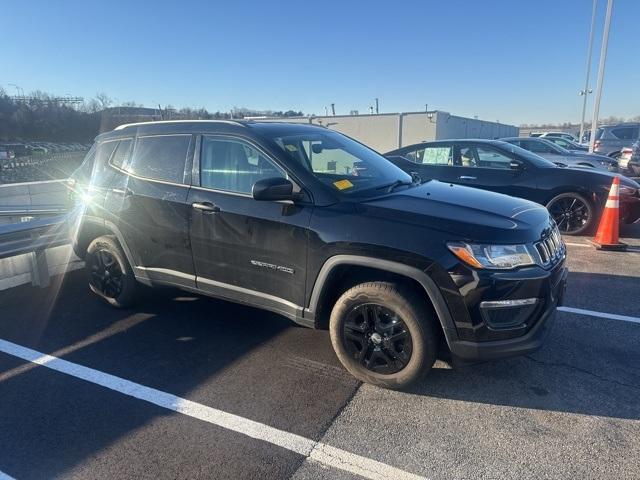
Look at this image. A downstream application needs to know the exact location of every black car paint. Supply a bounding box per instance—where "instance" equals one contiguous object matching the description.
[385,139,640,225]
[74,122,567,364]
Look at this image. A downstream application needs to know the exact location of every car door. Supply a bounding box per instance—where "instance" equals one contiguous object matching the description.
[452,143,534,198]
[187,134,312,314]
[112,133,196,286]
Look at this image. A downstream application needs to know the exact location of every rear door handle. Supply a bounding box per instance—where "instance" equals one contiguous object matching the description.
[112,187,133,197]
[458,175,477,180]
[192,201,220,213]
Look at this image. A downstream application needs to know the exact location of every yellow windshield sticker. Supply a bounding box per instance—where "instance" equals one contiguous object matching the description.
[285,144,298,152]
[333,179,354,190]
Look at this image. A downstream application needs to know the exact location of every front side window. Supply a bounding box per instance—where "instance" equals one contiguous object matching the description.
[263,129,411,195]
[200,137,286,194]
[128,135,191,183]
[475,147,513,169]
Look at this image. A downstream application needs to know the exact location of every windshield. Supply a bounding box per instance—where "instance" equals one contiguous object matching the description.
[495,141,558,168]
[264,129,411,195]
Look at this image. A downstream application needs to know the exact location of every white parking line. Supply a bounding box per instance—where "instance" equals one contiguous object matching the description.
[563,242,591,248]
[0,339,427,480]
[559,306,640,324]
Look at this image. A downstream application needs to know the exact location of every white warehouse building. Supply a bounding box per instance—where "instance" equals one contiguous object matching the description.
[260,111,518,153]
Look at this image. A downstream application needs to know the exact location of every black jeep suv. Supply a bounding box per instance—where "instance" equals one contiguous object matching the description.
[70,121,567,389]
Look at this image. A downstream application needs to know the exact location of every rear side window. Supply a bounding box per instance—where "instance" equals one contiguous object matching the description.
[109,139,133,169]
[611,126,639,140]
[128,135,191,183]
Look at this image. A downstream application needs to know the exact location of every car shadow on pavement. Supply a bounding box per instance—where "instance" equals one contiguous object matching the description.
[0,269,358,479]
[411,271,640,421]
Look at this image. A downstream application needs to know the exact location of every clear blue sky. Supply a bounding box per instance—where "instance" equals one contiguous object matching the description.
[3,0,639,125]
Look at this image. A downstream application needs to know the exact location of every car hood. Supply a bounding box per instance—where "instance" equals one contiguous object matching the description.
[361,180,551,243]
[553,167,640,189]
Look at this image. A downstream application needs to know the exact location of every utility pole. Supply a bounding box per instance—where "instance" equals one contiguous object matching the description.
[375,98,379,114]
[579,0,598,143]
[330,103,335,116]
[589,0,614,153]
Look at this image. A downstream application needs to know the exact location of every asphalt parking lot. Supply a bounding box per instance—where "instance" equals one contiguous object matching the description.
[0,226,638,480]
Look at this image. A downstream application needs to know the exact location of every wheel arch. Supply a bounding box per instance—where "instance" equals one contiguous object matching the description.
[74,216,137,269]
[306,255,458,346]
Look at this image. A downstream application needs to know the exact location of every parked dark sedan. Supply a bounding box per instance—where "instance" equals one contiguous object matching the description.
[385,139,640,235]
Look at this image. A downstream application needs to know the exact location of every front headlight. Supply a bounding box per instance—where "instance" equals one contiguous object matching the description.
[447,242,535,269]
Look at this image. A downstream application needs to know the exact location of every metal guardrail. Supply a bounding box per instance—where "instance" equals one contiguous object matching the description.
[0,214,70,260]
[0,205,68,217]
[0,212,72,287]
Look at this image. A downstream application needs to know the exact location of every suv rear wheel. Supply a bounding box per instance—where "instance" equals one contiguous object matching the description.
[329,281,439,390]
[546,192,594,235]
[86,235,138,308]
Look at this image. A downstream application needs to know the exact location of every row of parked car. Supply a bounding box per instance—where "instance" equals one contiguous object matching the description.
[0,141,91,159]
[532,122,640,160]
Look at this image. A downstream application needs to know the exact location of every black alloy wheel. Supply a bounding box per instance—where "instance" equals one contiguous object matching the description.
[547,194,593,235]
[343,303,413,374]
[89,249,124,299]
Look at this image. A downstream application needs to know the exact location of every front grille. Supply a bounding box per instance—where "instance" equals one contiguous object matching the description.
[534,224,565,267]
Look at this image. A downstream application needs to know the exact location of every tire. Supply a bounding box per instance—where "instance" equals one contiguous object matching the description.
[329,281,439,390]
[546,192,594,236]
[86,235,138,308]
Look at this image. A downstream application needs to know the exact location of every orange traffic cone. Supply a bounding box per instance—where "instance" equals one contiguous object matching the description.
[592,176,627,251]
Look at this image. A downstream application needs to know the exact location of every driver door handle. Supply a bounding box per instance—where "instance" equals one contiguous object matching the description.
[192,202,220,213]
[458,175,477,180]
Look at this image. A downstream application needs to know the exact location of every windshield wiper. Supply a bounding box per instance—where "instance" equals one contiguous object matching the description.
[380,179,414,193]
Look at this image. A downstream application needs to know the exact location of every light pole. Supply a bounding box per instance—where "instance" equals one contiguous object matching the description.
[579,0,598,143]
[589,0,614,154]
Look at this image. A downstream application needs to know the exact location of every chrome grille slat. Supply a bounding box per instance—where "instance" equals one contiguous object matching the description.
[534,223,564,268]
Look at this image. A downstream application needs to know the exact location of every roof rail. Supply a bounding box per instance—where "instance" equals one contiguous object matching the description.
[114,119,247,131]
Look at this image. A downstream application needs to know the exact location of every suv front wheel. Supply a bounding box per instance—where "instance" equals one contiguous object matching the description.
[86,235,138,308]
[330,281,439,390]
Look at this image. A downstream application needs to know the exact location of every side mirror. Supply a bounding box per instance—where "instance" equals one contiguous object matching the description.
[510,160,523,170]
[252,177,294,201]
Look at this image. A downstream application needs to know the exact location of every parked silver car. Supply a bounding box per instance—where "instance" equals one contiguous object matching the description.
[501,137,619,172]
[593,123,640,159]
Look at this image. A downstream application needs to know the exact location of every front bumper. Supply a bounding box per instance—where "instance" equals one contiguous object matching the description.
[431,258,568,363]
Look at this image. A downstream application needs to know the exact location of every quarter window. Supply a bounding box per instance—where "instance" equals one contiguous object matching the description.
[109,139,133,169]
[200,137,285,194]
[128,135,191,183]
